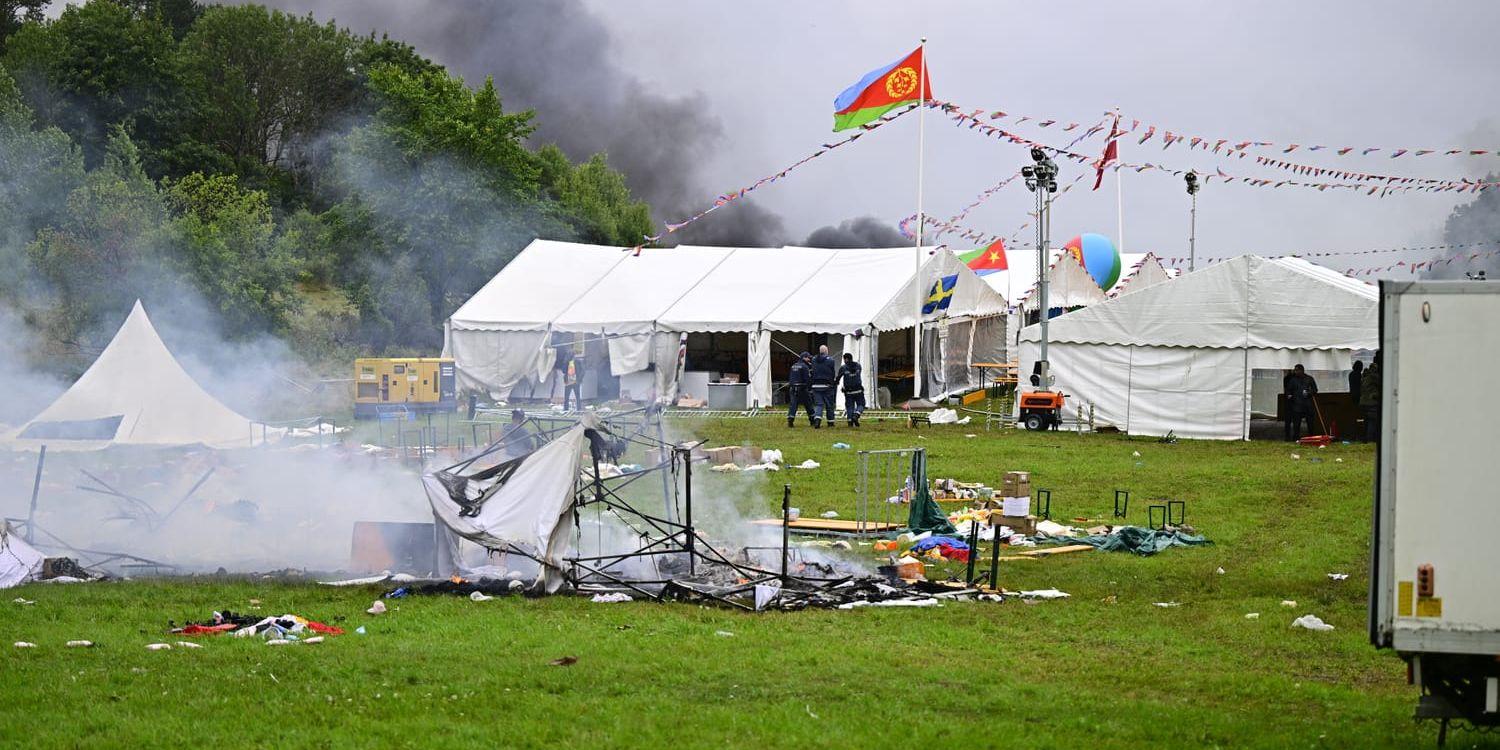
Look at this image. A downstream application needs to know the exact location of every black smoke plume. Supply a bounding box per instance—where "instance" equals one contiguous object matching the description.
[802,216,908,248]
[256,0,787,247]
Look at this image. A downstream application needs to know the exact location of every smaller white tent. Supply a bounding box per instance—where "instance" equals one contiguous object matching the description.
[1109,253,1177,297]
[1018,255,1376,440]
[0,523,44,589]
[5,301,262,450]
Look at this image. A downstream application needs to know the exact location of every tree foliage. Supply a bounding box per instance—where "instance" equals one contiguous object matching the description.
[0,0,656,369]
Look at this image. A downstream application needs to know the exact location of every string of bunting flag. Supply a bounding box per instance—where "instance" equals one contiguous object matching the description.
[1250,155,1491,188]
[1160,240,1500,266]
[630,104,917,253]
[1345,248,1499,277]
[934,101,1500,196]
[1103,109,1498,159]
[951,103,1500,159]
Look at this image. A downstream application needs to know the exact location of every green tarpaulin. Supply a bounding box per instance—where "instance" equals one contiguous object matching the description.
[1063,526,1210,556]
[906,450,956,535]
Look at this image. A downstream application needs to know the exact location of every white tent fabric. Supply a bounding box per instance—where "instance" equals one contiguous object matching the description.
[1109,253,1176,297]
[423,422,586,593]
[553,246,735,334]
[447,240,1009,402]
[0,523,44,589]
[5,301,261,450]
[657,247,836,332]
[449,241,627,333]
[1017,256,1376,439]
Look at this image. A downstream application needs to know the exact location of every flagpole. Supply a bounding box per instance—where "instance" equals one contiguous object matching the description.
[912,37,927,400]
[1114,107,1125,256]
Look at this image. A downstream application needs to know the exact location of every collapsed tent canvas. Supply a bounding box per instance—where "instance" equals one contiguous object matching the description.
[4,301,263,450]
[1,523,44,589]
[423,421,588,593]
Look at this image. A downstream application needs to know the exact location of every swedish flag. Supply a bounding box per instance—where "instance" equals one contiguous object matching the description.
[922,274,958,315]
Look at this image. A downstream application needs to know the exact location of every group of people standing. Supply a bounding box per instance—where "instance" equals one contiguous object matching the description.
[786,345,865,428]
[1282,354,1381,442]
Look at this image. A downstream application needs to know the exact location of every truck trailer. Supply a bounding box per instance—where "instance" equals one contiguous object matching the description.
[1370,280,1500,744]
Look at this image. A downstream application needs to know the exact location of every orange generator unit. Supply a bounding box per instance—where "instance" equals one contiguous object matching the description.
[1018,390,1065,431]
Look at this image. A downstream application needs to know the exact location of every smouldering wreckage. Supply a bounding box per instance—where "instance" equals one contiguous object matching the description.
[421,407,975,611]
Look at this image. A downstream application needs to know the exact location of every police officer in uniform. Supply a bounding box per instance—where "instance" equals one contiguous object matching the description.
[810,344,837,428]
[838,352,865,427]
[787,351,816,427]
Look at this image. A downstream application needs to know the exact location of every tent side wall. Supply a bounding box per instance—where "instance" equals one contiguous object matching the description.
[1019,340,1355,440]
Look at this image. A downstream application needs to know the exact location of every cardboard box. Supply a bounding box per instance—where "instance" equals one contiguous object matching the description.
[703,446,739,465]
[1001,496,1031,516]
[989,514,1036,535]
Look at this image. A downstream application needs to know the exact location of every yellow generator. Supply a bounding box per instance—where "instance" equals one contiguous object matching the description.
[353,357,457,419]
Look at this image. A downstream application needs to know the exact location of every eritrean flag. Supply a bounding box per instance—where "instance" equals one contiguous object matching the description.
[832,47,932,132]
[957,240,1008,276]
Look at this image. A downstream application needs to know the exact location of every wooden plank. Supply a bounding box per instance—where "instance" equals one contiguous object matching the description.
[750,518,903,532]
[1016,544,1095,558]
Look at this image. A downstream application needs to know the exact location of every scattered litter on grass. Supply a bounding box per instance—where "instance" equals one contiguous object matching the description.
[1245,613,1260,619]
[303,637,324,645]
[794,459,820,469]
[355,626,366,635]
[266,639,292,646]
[715,630,735,637]
[820,511,839,519]
[12,597,34,605]
[964,434,976,438]
[145,643,172,651]
[1018,589,1070,600]
[66,640,93,648]
[14,641,36,648]
[1335,458,1344,463]
[710,463,741,473]
[549,656,578,667]
[1290,453,1301,460]
[831,442,850,450]
[762,449,783,464]
[175,641,204,649]
[1327,573,1349,581]
[1132,451,1141,458]
[1281,600,1298,608]
[366,601,387,615]
[43,576,83,584]
[1216,567,1226,575]
[1292,614,1335,631]
[1154,602,1182,608]
[743,462,780,472]
[319,574,391,587]
[469,591,493,602]
[805,705,820,720]
[590,593,632,603]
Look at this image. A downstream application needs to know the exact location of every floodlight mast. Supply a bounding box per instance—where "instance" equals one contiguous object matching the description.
[1185,171,1200,272]
[1025,147,1058,388]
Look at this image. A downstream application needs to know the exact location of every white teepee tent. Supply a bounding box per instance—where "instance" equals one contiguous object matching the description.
[6,301,262,450]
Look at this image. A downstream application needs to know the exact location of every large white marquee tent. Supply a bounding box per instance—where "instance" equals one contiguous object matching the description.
[1017,255,1377,440]
[444,240,1010,408]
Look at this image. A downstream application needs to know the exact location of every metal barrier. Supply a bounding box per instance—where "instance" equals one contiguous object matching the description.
[855,447,922,536]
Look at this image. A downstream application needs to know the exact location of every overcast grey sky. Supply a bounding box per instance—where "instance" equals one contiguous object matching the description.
[221,1,1500,276]
[584,0,1500,275]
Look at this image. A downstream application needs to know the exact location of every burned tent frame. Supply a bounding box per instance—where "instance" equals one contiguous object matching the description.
[428,406,858,610]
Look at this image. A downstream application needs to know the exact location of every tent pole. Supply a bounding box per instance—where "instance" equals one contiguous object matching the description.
[682,447,695,576]
[25,445,45,544]
[912,36,927,400]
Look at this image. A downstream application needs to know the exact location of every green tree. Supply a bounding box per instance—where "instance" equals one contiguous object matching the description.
[0,0,45,53]
[540,147,653,246]
[26,126,173,359]
[172,5,361,196]
[0,65,86,262]
[161,171,300,334]
[2,1,182,166]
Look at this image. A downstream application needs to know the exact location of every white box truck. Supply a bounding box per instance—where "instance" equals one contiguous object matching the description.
[1371,280,1500,741]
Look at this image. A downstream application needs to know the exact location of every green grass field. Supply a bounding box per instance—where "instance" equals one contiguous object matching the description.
[1,419,1446,748]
